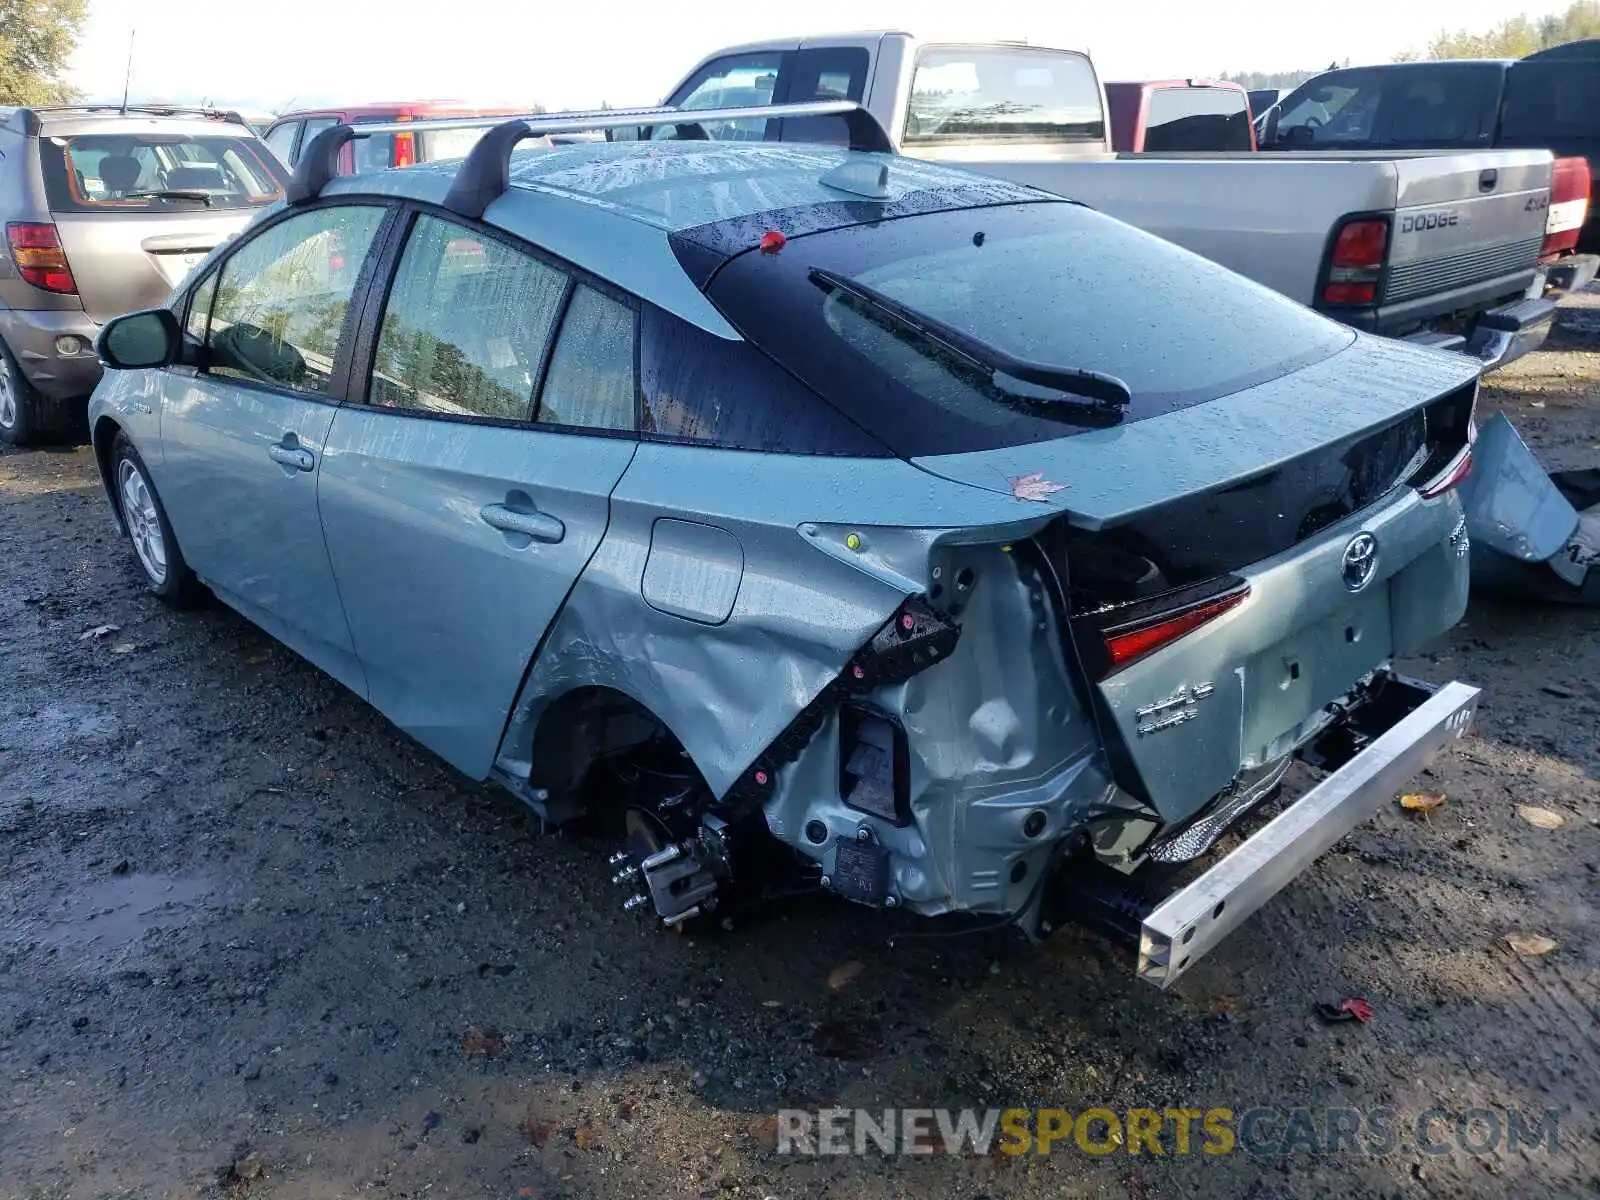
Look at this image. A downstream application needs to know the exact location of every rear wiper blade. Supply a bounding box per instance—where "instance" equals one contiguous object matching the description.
[808,266,1130,417]
[122,189,213,206]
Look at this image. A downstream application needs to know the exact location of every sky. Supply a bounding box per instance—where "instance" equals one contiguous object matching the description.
[68,0,1574,114]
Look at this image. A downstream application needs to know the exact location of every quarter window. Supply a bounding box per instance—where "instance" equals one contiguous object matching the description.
[201,204,386,396]
[369,214,568,420]
[536,285,636,431]
[185,269,218,344]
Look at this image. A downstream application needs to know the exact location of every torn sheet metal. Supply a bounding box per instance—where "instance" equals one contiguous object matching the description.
[1460,412,1600,604]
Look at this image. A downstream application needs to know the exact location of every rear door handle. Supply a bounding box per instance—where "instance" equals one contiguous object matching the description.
[268,444,315,472]
[479,502,565,544]
[1479,168,1498,192]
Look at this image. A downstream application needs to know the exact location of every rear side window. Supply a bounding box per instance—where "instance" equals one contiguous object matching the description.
[202,204,387,396]
[536,285,636,431]
[39,133,287,212]
[639,306,888,455]
[1143,87,1252,151]
[905,47,1105,144]
[369,213,568,420]
[1502,62,1600,140]
[1266,65,1500,149]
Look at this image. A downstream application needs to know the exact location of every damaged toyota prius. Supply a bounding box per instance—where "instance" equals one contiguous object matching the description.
[87,102,1482,987]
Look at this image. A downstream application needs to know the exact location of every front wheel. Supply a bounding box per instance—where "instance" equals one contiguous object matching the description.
[112,432,201,606]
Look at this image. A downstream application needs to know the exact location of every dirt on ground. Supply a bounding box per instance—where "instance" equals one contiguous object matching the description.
[2,297,1598,1200]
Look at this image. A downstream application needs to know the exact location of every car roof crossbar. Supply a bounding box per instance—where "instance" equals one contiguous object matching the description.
[285,100,895,216]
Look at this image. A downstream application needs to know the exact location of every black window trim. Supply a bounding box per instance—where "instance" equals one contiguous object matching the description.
[170,194,402,408]
[339,198,646,442]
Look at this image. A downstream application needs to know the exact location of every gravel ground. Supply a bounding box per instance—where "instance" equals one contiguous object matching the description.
[2,300,1598,1200]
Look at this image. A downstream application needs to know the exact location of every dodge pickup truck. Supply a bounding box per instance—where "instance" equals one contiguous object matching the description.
[642,32,1560,370]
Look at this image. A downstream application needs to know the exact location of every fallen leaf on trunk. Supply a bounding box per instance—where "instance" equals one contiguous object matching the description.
[79,624,119,641]
[827,961,865,991]
[1516,806,1566,830]
[1505,934,1558,957]
[460,1025,506,1058]
[1399,792,1447,814]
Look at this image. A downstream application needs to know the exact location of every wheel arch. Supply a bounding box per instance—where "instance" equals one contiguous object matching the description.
[92,414,128,532]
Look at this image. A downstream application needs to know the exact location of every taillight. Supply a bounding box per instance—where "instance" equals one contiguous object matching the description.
[393,130,416,168]
[1322,217,1388,306]
[7,222,76,294]
[1541,157,1589,259]
[1417,446,1474,499]
[1100,584,1250,674]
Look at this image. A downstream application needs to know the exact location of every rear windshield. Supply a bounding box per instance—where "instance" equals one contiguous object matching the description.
[905,47,1105,145]
[1263,64,1502,149]
[1502,61,1600,140]
[1144,87,1253,151]
[702,201,1353,457]
[41,133,287,212]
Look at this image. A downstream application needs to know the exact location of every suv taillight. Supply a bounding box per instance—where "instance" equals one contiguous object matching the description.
[393,130,416,168]
[1322,217,1388,306]
[7,222,76,295]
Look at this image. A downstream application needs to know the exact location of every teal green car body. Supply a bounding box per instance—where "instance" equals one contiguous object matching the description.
[86,137,1481,955]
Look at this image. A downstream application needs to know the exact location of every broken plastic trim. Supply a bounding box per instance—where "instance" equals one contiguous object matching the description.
[721,596,959,811]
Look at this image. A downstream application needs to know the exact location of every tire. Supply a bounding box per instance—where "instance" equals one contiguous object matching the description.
[0,339,59,447]
[111,432,202,606]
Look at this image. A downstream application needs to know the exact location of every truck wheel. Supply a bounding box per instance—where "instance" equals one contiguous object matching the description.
[112,431,201,606]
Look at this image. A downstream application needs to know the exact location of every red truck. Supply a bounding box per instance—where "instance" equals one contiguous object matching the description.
[1104,79,1256,152]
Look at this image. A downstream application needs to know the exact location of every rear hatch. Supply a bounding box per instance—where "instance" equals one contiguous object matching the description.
[692,196,1481,822]
[1382,150,1551,306]
[37,122,288,322]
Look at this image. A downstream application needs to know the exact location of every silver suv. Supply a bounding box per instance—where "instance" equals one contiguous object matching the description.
[0,105,289,445]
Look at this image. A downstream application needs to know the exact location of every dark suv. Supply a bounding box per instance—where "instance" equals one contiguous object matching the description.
[0,105,288,444]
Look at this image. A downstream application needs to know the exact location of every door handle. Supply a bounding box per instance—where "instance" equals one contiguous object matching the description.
[479,502,565,543]
[1479,168,1498,193]
[268,444,315,472]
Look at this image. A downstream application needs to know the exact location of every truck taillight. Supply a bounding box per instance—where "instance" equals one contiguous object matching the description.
[1541,157,1589,259]
[1322,218,1388,306]
[1101,583,1251,674]
[7,222,76,294]
[393,130,416,168]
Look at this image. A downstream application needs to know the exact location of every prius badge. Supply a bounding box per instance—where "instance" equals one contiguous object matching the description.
[1342,532,1379,593]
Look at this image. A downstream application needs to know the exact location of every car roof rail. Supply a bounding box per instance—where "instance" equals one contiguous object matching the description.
[1,103,250,136]
[285,100,895,217]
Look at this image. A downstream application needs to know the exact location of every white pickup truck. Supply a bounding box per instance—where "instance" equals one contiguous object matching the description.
[644,31,1559,370]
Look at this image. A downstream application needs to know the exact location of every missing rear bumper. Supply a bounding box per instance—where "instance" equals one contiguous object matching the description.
[1132,675,1479,989]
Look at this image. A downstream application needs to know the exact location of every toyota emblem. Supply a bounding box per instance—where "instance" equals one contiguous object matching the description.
[1342,533,1379,592]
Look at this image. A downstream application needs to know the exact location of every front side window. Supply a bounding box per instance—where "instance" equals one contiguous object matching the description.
[369,213,568,420]
[1143,87,1253,151]
[905,47,1105,144]
[1266,66,1500,149]
[659,52,784,141]
[40,134,287,213]
[201,204,387,396]
[536,285,636,431]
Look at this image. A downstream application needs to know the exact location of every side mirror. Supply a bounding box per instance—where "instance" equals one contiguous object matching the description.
[96,308,181,370]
